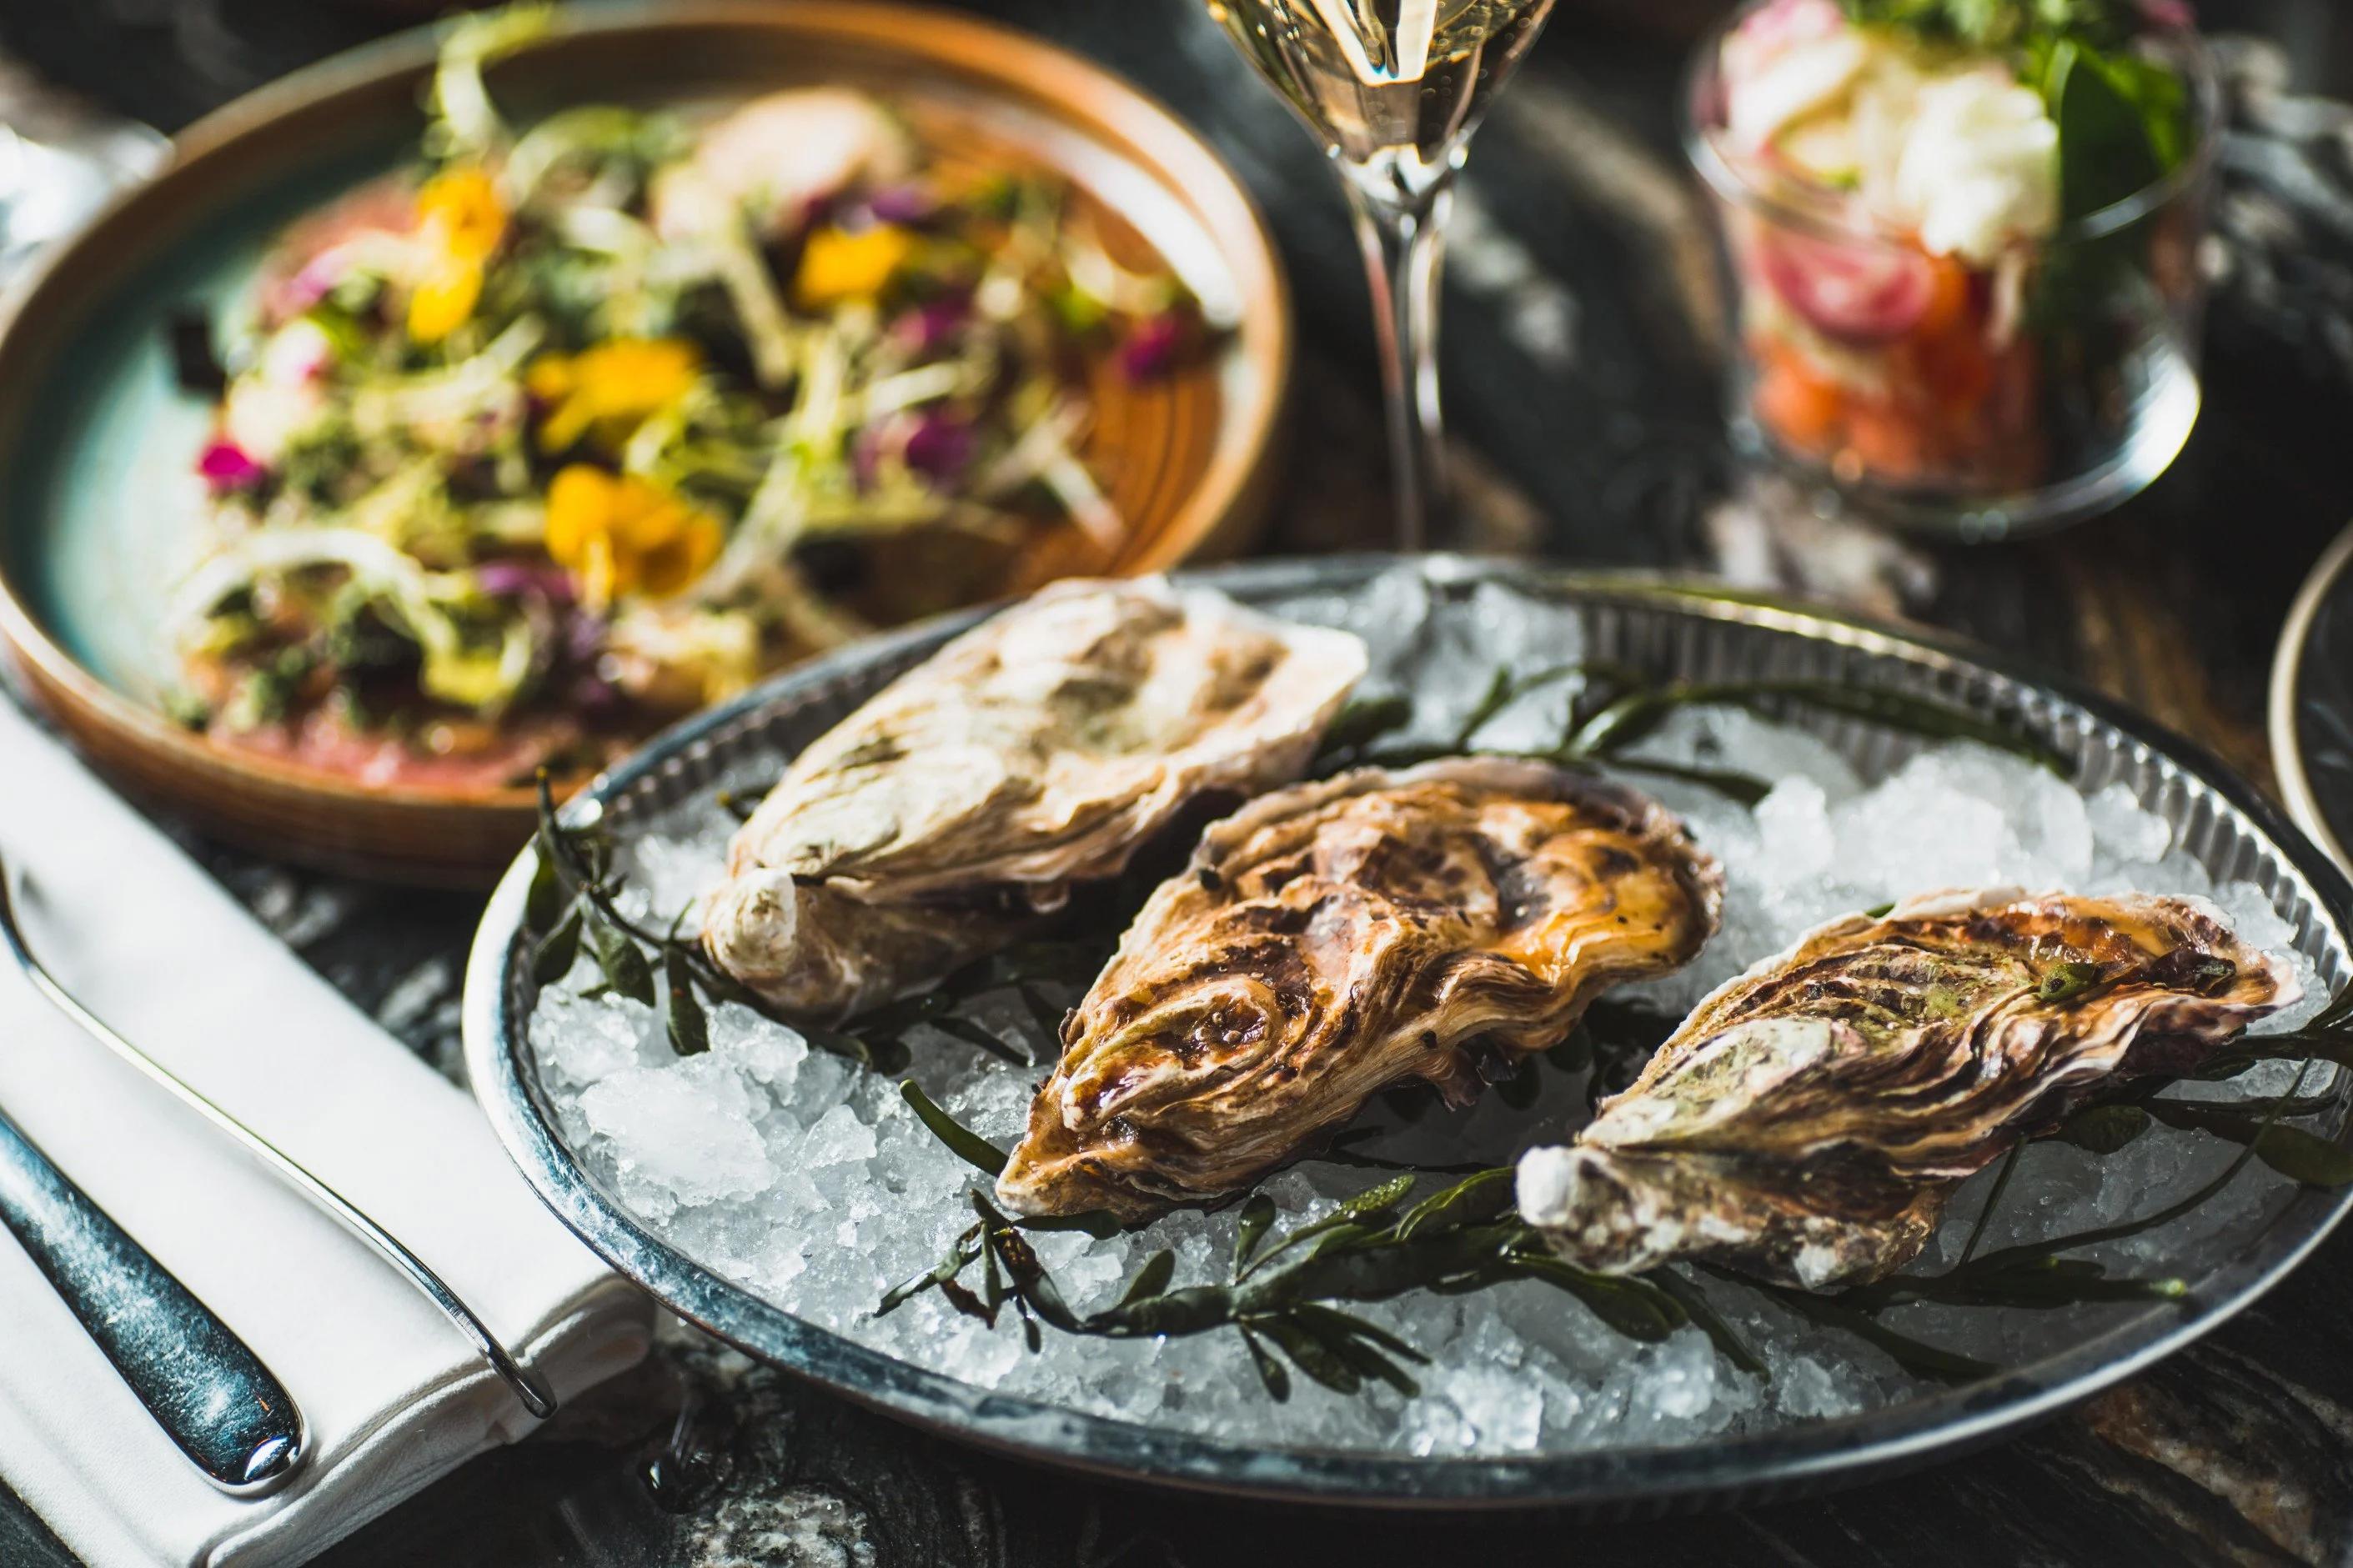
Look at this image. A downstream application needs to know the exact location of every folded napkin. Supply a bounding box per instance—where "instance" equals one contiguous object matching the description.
[0,695,655,1567]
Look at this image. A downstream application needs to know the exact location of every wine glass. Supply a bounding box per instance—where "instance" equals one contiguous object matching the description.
[0,53,166,283]
[1205,0,1558,550]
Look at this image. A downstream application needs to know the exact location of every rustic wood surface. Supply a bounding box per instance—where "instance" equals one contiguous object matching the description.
[3,0,2353,1562]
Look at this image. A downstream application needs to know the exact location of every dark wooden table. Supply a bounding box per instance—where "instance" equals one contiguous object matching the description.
[6,1,2353,1562]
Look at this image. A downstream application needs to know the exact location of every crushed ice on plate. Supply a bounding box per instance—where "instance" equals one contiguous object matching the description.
[526,568,2335,1455]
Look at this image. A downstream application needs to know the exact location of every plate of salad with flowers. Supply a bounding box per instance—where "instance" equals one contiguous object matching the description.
[0,3,1288,884]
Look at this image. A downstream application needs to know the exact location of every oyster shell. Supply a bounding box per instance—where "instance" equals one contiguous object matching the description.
[1518,888,2300,1290]
[703,579,1367,1019]
[996,759,1726,1220]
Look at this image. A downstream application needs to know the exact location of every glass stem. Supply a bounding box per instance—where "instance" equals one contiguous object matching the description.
[1343,163,1455,554]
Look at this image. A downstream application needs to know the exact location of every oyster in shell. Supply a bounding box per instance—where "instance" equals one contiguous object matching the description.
[996,759,1725,1220]
[703,579,1367,1019]
[1518,889,2300,1290]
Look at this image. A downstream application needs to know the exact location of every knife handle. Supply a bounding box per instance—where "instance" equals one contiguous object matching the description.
[0,1105,304,1494]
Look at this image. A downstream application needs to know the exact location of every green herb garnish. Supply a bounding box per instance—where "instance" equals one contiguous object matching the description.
[899,1081,1009,1177]
[1839,0,2139,50]
[875,1158,1709,1401]
[2035,35,2190,219]
[1324,660,2064,809]
[526,774,1106,1072]
[1840,0,2193,220]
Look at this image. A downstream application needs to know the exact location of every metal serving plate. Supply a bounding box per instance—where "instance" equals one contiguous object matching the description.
[464,556,2353,1512]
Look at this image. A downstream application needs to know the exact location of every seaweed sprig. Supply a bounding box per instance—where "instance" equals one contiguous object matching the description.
[795,940,1105,1070]
[1314,662,2067,807]
[2039,1060,2353,1189]
[1784,1014,2353,1378]
[527,773,766,1061]
[1682,1049,2351,1380]
[1819,1065,2330,1347]
[886,1029,2353,1396]
[884,1085,1763,1399]
[525,775,1101,1070]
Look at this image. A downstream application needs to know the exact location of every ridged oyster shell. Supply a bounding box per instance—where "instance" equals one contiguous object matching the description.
[703,579,1367,1019]
[1518,889,2300,1290]
[996,759,1725,1220]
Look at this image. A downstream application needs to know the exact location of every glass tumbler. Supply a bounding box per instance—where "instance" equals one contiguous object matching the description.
[1683,5,2220,540]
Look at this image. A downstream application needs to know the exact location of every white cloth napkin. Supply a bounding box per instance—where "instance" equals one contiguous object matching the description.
[0,695,655,1567]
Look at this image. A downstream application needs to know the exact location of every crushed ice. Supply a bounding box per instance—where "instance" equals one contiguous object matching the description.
[525,567,2340,1457]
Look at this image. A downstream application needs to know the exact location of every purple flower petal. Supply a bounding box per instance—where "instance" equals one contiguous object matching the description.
[198,440,267,492]
[261,248,349,325]
[891,295,971,357]
[564,609,608,667]
[904,413,976,483]
[1120,311,1190,383]
[475,560,577,602]
[866,183,937,225]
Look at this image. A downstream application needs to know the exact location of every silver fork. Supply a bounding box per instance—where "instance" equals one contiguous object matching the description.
[0,858,559,1421]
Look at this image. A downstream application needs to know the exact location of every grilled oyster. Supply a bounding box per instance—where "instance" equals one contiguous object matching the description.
[703,579,1367,1019]
[996,759,1725,1220]
[1518,889,2300,1290]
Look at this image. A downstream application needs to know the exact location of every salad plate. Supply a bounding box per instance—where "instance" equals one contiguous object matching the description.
[465,555,2353,1511]
[0,1,1288,884]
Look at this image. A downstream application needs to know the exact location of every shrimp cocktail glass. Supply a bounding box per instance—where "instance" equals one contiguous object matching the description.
[1206,0,1558,550]
[1687,0,2217,539]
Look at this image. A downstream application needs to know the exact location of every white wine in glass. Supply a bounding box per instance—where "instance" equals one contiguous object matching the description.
[1206,0,1558,549]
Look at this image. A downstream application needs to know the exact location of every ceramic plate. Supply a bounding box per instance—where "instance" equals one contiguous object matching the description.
[2271,520,2353,876]
[0,0,1289,885]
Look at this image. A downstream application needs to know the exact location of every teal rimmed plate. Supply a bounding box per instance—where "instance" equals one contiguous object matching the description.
[0,1,1290,885]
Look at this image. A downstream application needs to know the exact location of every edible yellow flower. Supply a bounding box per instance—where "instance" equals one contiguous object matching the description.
[406,261,484,345]
[543,465,722,609]
[527,338,702,453]
[793,223,914,308]
[419,166,506,255]
[407,166,507,343]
